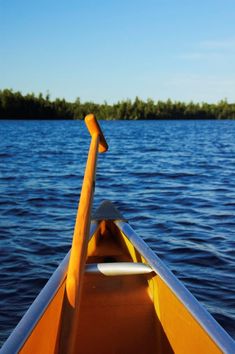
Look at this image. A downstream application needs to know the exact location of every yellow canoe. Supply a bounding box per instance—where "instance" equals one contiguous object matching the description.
[1,116,234,354]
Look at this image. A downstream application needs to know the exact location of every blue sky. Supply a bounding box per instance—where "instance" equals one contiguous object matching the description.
[1,0,235,103]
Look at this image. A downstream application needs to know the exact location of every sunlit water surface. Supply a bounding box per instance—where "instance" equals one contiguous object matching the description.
[0,120,235,345]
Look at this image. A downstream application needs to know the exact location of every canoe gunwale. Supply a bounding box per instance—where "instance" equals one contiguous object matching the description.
[115,220,235,354]
[0,221,99,354]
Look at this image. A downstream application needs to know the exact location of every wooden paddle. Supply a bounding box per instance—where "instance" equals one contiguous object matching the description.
[59,114,108,354]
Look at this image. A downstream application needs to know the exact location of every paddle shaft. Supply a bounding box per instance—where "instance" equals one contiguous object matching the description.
[66,132,99,307]
[59,115,107,354]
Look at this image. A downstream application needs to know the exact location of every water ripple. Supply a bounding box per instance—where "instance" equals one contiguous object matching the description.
[0,119,235,345]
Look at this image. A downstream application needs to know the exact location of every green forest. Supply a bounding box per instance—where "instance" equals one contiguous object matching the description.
[1,89,235,120]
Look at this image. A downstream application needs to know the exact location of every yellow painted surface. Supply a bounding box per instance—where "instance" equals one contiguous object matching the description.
[19,221,222,354]
[154,276,222,354]
[119,228,222,354]
[20,282,66,354]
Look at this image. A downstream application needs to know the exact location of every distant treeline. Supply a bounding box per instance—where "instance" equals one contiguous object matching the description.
[1,89,235,120]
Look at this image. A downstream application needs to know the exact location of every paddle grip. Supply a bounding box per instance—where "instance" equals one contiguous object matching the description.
[85,114,108,153]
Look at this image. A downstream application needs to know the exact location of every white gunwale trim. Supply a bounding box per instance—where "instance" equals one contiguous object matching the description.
[0,221,99,354]
[85,262,153,276]
[115,220,235,354]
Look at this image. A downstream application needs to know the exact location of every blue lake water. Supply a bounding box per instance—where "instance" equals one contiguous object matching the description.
[0,119,235,345]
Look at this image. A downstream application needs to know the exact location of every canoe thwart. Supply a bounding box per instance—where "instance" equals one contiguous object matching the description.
[85,262,153,276]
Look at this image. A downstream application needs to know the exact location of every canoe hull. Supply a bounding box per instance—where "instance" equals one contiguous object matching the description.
[1,203,234,354]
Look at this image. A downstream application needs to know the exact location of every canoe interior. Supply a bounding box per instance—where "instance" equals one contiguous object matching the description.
[16,221,222,353]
